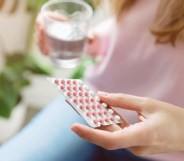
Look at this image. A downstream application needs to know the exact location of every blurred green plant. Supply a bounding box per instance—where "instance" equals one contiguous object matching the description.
[0,0,51,118]
[70,56,96,79]
[0,53,52,118]
[26,0,48,13]
[26,0,95,13]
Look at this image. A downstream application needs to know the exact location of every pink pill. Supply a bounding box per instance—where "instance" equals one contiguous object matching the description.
[110,117,115,121]
[103,110,108,115]
[92,104,96,109]
[79,105,84,109]
[90,98,95,102]
[61,80,65,84]
[92,112,97,116]
[73,92,77,96]
[54,79,59,84]
[60,85,65,90]
[93,119,98,124]
[84,92,89,97]
[67,80,71,84]
[73,98,78,103]
[97,104,101,109]
[73,86,77,90]
[86,112,91,116]
[99,119,104,123]
[72,80,77,85]
[78,86,83,91]
[98,111,102,116]
[67,92,71,97]
[105,118,110,122]
[79,92,83,96]
[85,105,90,109]
[67,86,71,91]
[79,98,84,103]
[85,98,89,103]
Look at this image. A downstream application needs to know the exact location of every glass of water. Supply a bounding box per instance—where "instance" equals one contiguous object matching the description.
[41,0,93,68]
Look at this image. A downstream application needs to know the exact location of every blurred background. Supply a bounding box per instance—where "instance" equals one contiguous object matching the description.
[0,0,108,143]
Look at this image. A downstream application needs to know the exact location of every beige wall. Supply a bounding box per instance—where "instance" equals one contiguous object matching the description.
[0,0,32,70]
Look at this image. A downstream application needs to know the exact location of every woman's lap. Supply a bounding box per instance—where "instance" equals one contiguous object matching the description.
[0,96,151,161]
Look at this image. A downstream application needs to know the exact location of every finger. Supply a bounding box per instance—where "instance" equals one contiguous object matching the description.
[42,11,68,21]
[35,11,68,32]
[98,123,122,132]
[36,30,47,55]
[114,112,130,128]
[42,32,50,55]
[85,32,100,56]
[72,121,152,150]
[36,25,50,55]
[71,123,121,150]
[87,32,96,44]
[98,92,147,112]
[35,13,45,31]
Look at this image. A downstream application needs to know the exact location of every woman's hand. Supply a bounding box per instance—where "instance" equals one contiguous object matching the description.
[35,13,100,56]
[71,92,184,156]
[35,12,68,55]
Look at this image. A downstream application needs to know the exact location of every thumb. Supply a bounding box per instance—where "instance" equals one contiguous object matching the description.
[98,92,146,112]
[86,32,101,57]
[42,11,68,21]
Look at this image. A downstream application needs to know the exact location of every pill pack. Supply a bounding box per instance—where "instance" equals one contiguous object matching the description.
[48,78,122,128]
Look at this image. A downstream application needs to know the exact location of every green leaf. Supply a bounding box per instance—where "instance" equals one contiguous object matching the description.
[84,0,96,10]
[26,0,49,12]
[25,53,53,75]
[70,56,95,79]
[0,52,51,118]
[0,87,19,118]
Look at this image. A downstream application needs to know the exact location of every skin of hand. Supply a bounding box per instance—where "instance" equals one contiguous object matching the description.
[35,12,100,56]
[71,92,184,156]
[35,12,68,55]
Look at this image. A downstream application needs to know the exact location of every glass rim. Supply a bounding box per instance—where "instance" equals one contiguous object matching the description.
[41,0,93,23]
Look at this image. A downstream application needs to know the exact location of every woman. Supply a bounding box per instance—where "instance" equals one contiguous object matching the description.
[0,0,184,161]
[36,0,184,160]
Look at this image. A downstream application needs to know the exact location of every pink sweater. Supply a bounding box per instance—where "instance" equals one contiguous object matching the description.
[85,0,184,160]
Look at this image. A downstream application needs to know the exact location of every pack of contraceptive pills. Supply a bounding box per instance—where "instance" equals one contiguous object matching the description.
[48,78,122,128]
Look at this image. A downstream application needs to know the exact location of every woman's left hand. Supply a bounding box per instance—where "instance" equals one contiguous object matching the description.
[71,92,184,156]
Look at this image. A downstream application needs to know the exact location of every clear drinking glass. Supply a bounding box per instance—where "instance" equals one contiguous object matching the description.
[41,0,93,68]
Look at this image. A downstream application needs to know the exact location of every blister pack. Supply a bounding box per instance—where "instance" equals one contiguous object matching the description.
[48,78,122,128]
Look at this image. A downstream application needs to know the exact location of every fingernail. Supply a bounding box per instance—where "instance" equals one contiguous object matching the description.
[98,91,109,97]
[72,127,80,135]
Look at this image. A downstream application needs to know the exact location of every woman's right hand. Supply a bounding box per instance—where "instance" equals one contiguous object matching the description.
[35,12,100,56]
